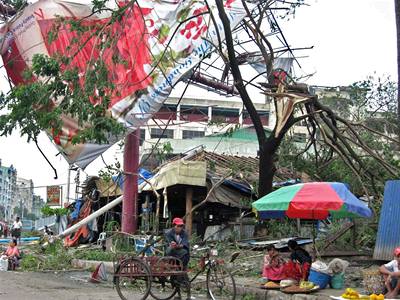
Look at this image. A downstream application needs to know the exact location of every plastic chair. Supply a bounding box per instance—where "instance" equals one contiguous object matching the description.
[97,232,107,245]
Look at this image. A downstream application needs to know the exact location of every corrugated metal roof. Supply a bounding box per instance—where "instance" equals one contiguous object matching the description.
[373,180,400,260]
[188,151,311,187]
[162,149,311,185]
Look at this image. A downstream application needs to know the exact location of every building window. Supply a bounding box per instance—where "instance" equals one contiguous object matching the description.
[212,107,239,123]
[150,128,174,139]
[154,104,177,120]
[180,105,209,122]
[182,130,205,139]
[140,129,146,146]
[293,133,307,143]
[243,110,269,126]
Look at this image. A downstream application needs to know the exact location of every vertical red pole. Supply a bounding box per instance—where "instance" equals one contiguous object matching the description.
[122,130,139,234]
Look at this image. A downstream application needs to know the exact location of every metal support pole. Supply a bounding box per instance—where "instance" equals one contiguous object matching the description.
[145,194,150,232]
[297,219,301,236]
[122,130,139,234]
[59,196,122,238]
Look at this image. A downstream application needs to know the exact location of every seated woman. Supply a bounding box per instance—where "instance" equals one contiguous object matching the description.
[2,239,20,270]
[283,240,312,282]
[379,247,400,298]
[262,245,285,282]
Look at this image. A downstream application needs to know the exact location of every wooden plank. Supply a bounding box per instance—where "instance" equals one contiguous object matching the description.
[185,188,193,236]
[352,220,357,248]
[321,221,354,251]
[320,250,372,257]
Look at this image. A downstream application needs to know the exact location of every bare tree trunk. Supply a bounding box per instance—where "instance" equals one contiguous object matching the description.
[395,0,400,128]
[216,0,277,197]
[258,125,294,196]
[258,141,277,196]
[215,0,300,197]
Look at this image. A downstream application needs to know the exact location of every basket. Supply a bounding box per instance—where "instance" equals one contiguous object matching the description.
[362,269,385,295]
[309,269,331,289]
[331,273,345,289]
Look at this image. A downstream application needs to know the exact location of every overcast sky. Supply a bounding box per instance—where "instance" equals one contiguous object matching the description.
[0,0,396,202]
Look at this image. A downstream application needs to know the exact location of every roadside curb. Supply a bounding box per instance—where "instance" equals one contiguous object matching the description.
[71,259,114,273]
[70,259,337,299]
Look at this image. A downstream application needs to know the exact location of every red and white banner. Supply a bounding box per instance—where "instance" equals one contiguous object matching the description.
[0,0,248,168]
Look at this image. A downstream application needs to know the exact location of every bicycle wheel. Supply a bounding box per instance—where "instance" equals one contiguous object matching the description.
[149,257,180,300]
[206,263,236,300]
[114,258,152,300]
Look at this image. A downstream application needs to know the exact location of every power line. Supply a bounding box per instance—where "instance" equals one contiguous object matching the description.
[16,183,69,190]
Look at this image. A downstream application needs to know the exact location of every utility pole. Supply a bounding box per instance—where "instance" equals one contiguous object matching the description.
[66,165,71,207]
[121,130,140,234]
[74,169,80,201]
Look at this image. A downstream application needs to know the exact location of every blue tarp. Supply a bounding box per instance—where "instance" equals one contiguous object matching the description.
[273,179,301,188]
[223,180,253,194]
[223,178,302,195]
[70,199,83,221]
[112,168,153,190]
[0,237,40,244]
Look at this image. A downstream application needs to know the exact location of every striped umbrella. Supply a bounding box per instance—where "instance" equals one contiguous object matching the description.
[252,182,372,220]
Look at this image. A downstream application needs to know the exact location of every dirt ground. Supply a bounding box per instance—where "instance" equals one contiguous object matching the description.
[0,271,120,300]
[0,270,210,300]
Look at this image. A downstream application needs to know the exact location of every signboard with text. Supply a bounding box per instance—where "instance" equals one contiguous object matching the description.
[46,185,61,207]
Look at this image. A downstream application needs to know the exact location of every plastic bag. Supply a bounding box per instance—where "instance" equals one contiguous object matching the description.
[328,258,349,275]
[311,260,330,274]
[280,279,296,287]
[0,255,8,271]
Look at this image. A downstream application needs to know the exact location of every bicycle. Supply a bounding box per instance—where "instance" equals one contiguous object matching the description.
[113,235,237,300]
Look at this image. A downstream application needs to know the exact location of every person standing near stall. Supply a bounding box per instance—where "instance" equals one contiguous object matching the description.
[11,217,22,243]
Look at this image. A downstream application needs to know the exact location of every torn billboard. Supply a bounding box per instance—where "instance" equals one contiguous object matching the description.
[248,55,294,80]
[0,0,248,168]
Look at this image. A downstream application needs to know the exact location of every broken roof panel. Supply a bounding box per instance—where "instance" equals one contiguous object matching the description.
[184,150,309,187]
[140,160,207,192]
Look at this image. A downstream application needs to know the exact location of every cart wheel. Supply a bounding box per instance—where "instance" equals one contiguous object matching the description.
[206,263,236,300]
[149,257,180,300]
[114,258,152,300]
